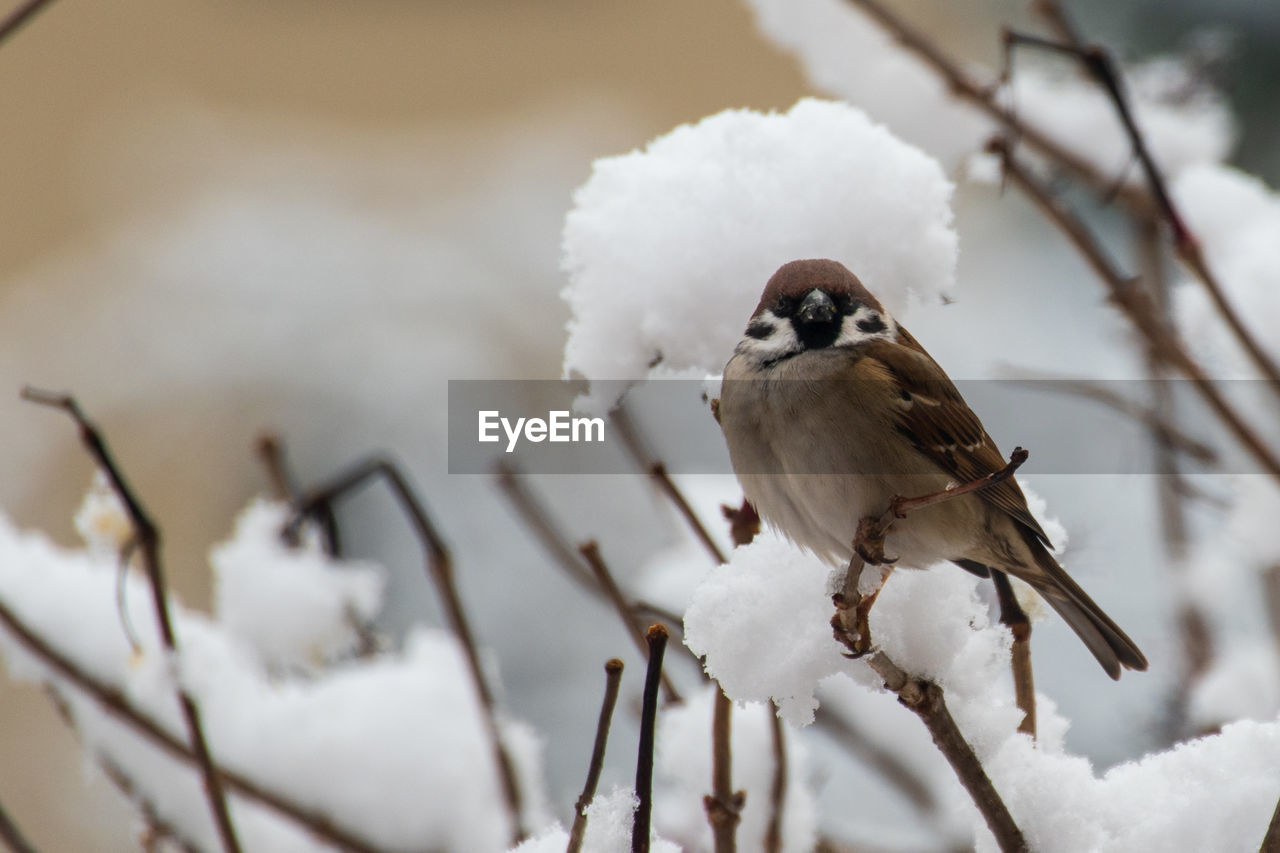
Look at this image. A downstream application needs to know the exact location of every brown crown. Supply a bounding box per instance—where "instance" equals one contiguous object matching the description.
[753,259,884,316]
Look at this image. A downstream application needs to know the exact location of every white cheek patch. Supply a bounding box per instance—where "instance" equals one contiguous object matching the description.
[734,310,802,363]
[833,305,897,348]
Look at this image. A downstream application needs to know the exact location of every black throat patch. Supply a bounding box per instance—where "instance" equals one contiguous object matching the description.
[792,317,841,351]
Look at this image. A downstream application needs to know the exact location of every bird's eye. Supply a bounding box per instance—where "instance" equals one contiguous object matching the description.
[773,296,794,316]
[856,314,887,334]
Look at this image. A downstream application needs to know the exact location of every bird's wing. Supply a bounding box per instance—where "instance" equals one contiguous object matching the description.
[860,328,1052,546]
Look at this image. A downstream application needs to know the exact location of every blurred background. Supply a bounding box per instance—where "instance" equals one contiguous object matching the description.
[1,0,1278,849]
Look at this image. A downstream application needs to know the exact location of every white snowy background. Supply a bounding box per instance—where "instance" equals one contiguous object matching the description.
[2,0,1280,851]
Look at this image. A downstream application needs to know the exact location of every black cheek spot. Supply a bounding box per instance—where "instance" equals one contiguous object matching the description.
[745,321,772,339]
[856,315,887,334]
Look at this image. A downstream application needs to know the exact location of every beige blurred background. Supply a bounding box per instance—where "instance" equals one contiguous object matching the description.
[0,2,812,849]
[0,0,1227,849]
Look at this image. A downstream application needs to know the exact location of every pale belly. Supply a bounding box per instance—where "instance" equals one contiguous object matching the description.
[720,351,987,569]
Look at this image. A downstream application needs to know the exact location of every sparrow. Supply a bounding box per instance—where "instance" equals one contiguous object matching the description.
[717,258,1147,679]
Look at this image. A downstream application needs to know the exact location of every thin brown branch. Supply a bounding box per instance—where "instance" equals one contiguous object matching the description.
[257,433,341,556]
[495,462,598,592]
[0,597,384,853]
[495,466,707,680]
[99,756,203,853]
[0,0,58,47]
[991,571,1036,739]
[21,388,242,853]
[763,703,786,853]
[1031,0,1084,47]
[568,659,625,853]
[579,542,681,704]
[291,455,525,843]
[44,684,200,853]
[1005,29,1280,395]
[841,0,1125,202]
[986,140,1280,486]
[810,705,937,817]
[862,651,1027,853]
[610,406,728,565]
[829,456,1029,851]
[999,372,1218,465]
[633,625,668,853]
[704,686,743,853]
[0,797,37,853]
[1260,792,1280,853]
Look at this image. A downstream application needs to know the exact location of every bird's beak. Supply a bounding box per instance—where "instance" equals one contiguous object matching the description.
[797,289,837,324]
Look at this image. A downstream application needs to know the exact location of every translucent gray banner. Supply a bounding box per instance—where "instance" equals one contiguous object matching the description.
[447,379,1272,475]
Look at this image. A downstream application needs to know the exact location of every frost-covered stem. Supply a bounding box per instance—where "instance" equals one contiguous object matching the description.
[291,455,525,843]
[579,542,681,704]
[634,625,668,853]
[1005,31,1280,394]
[704,685,743,853]
[1261,794,1280,853]
[494,462,598,592]
[987,140,1280,485]
[991,571,1036,739]
[0,0,59,47]
[568,659,625,853]
[0,796,36,853]
[865,651,1028,853]
[763,702,787,853]
[0,598,385,853]
[610,407,729,565]
[20,388,242,853]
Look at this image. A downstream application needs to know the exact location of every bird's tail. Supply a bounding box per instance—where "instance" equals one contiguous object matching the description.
[1020,534,1148,680]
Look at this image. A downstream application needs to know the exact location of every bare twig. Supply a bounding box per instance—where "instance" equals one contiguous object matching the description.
[1261,793,1280,853]
[610,406,728,565]
[258,434,341,556]
[1004,28,1280,394]
[841,0,1124,202]
[0,798,37,853]
[704,686,744,853]
[0,0,59,47]
[1031,0,1084,47]
[999,372,1217,465]
[862,651,1027,853]
[634,625,668,853]
[810,705,937,817]
[495,465,705,678]
[763,703,787,853]
[21,388,242,853]
[0,598,384,853]
[830,454,1030,852]
[579,542,681,703]
[987,140,1280,485]
[568,659,625,853]
[291,455,525,843]
[495,462,597,592]
[991,571,1036,739]
[99,757,202,853]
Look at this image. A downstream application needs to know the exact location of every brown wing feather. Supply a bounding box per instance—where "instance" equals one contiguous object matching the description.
[862,327,1052,546]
